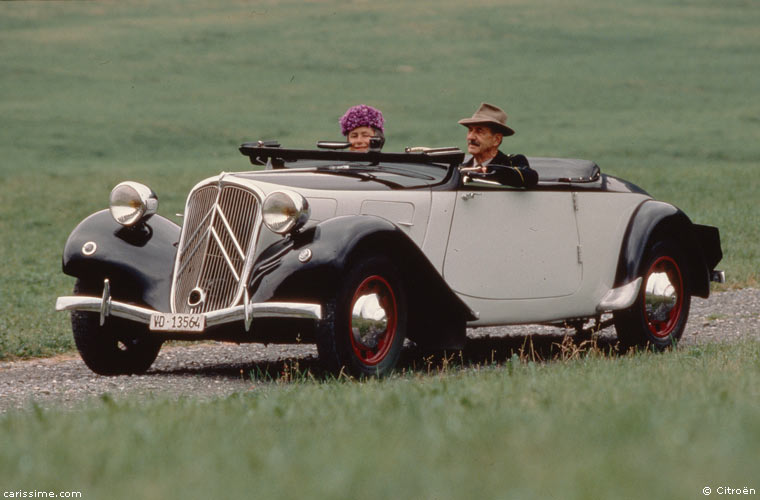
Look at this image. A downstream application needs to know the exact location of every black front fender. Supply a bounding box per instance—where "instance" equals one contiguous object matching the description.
[249,215,403,303]
[62,209,180,311]
[249,214,476,323]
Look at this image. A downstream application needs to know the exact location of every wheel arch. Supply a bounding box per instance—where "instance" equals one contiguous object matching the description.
[614,200,715,298]
[250,214,476,346]
[62,209,180,311]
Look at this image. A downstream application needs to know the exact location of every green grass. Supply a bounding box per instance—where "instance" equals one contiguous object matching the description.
[1,341,759,499]
[1,0,758,360]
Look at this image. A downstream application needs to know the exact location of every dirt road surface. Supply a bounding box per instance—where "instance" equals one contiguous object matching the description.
[1,289,757,412]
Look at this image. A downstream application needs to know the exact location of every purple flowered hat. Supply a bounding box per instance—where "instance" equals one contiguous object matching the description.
[339,104,384,136]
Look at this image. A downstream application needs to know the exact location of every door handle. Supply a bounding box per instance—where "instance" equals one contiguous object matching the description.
[461,192,482,201]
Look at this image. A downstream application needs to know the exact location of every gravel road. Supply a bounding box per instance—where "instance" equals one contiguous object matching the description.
[1,288,758,412]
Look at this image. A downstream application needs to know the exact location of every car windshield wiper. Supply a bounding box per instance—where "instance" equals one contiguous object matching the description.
[314,166,404,189]
[318,164,436,181]
[366,165,436,181]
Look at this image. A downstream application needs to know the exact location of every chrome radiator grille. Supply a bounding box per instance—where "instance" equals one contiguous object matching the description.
[171,183,261,314]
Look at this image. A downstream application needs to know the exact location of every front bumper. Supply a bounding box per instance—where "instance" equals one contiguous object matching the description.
[55,293,322,332]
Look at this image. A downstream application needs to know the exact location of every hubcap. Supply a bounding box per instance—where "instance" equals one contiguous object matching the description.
[349,275,397,365]
[643,255,683,338]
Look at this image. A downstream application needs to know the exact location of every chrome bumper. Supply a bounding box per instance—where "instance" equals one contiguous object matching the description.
[55,295,322,330]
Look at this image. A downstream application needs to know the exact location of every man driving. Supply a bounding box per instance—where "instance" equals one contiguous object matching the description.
[459,102,538,188]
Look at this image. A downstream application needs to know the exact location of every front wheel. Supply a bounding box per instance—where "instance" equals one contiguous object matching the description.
[613,239,691,351]
[316,256,407,377]
[71,279,162,375]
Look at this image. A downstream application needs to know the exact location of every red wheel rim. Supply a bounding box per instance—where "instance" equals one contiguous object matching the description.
[348,275,398,365]
[642,255,684,338]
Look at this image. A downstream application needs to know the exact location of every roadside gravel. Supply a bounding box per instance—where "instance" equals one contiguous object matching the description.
[1,288,757,412]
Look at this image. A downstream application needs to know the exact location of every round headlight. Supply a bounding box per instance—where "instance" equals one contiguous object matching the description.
[262,190,310,234]
[109,181,158,227]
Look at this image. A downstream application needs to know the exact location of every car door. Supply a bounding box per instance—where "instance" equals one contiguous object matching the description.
[443,186,582,300]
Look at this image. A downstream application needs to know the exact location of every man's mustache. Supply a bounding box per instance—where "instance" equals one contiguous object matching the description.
[467,140,480,146]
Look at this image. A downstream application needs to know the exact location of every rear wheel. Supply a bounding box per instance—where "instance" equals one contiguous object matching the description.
[71,279,162,375]
[316,256,407,377]
[613,240,691,351]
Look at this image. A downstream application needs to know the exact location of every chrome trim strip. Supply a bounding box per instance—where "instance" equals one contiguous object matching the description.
[209,226,241,281]
[99,278,112,326]
[215,206,246,259]
[711,270,726,283]
[176,214,213,277]
[56,296,322,327]
[182,206,214,257]
[596,277,642,312]
[230,190,264,308]
[244,287,253,331]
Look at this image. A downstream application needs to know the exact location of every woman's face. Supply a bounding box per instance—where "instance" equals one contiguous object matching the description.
[347,126,375,152]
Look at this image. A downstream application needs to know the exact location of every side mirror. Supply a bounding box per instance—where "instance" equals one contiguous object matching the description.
[369,136,384,151]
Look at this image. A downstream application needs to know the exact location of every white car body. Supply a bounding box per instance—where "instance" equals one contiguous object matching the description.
[229,167,649,326]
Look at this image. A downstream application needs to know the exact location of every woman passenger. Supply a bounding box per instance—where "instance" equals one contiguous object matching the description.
[339,104,385,151]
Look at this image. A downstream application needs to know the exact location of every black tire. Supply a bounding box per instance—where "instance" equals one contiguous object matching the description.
[71,279,162,375]
[315,256,407,377]
[613,239,691,351]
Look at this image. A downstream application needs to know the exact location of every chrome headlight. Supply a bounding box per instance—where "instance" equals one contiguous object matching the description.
[262,190,310,234]
[109,181,158,227]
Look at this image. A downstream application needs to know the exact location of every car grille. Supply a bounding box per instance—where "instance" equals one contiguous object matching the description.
[171,182,261,314]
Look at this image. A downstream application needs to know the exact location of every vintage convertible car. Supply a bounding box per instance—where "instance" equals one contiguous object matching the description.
[56,142,724,376]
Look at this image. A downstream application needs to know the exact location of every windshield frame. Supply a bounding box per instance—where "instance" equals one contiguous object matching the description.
[247,159,456,189]
[238,145,464,190]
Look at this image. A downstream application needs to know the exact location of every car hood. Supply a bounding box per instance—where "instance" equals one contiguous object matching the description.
[186,170,435,249]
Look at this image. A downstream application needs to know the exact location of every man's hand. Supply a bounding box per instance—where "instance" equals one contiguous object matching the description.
[460,165,488,174]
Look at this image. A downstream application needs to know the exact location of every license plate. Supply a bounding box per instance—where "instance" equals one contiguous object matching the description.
[150,313,205,332]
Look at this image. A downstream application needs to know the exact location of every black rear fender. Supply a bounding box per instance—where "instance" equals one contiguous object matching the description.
[62,209,180,311]
[615,201,722,298]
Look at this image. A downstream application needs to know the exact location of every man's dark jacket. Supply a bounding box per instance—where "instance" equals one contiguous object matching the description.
[462,151,538,188]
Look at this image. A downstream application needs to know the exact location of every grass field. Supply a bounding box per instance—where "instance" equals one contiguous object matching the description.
[1,341,759,499]
[1,0,758,360]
